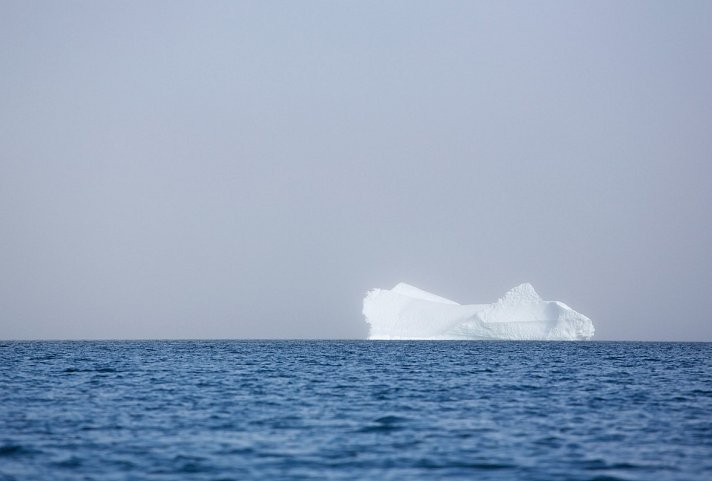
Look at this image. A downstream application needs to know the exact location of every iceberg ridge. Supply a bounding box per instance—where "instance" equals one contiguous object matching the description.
[363,283,594,341]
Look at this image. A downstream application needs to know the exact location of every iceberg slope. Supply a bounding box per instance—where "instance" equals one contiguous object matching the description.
[363,283,594,340]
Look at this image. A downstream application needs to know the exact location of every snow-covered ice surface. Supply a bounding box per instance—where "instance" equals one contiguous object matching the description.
[364,283,594,340]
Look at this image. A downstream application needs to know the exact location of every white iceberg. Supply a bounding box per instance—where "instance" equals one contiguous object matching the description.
[363,283,594,340]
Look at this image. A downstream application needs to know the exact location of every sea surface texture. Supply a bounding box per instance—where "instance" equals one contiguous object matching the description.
[1,341,711,481]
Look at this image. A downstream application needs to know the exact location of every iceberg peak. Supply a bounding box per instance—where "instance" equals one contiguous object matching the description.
[363,282,594,341]
[498,283,541,303]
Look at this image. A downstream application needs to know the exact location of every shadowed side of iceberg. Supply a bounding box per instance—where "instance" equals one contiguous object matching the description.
[363,283,595,341]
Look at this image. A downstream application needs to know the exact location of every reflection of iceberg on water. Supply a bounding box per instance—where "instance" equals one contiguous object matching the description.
[363,283,594,340]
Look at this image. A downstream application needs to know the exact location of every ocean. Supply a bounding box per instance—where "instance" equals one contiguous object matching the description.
[0,341,710,480]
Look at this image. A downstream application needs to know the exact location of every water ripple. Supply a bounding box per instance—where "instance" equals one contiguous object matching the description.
[1,341,711,480]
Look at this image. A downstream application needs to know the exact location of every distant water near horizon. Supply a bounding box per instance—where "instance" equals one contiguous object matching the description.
[1,341,711,481]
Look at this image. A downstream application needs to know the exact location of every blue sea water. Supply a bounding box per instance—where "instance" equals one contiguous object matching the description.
[0,341,711,481]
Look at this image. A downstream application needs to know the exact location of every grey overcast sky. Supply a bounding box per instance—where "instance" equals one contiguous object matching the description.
[1,1,711,341]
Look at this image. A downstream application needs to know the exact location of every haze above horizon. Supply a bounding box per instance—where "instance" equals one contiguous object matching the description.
[1,1,711,341]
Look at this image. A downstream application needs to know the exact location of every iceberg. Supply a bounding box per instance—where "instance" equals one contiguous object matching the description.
[363,283,594,340]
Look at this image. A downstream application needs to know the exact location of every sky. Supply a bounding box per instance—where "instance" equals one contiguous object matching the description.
[1,1,711,341]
